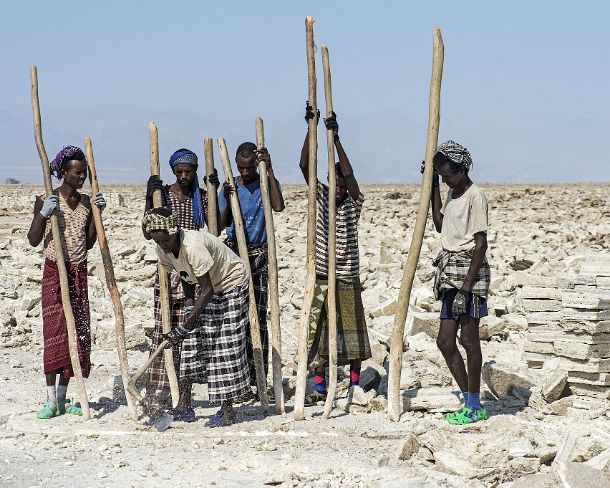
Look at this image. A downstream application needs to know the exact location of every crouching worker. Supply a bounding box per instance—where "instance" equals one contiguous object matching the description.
[429,141,491,424]
[27,145,107,419]
[143,208,251,427]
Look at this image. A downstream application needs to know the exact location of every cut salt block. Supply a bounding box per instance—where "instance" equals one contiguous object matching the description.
[597,276,610,289]
[567,371,610,386]
[522,299,562,312]
[562,292,610,310]
[401,387,460,413]
[553,340,610,361]
[562,308,610,321]
[561,320,610,335]
[569,383,610,400]
[519,286,561,300]
[562,332,610,344]
[524,341,556,355]
[571,395,609,411]
[482,361,534,398]
[559,356,610,374]
[526,311,562,325]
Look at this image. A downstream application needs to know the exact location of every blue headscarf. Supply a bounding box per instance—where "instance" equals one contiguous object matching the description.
[169,149,205,229]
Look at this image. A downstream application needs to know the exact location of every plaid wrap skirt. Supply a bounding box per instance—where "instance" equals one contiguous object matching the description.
[180,279,251,403]
[307,276,372,367]
[226,238,269,381]
[433,248,491,300]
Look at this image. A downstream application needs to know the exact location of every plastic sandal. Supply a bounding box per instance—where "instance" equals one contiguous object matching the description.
[205,409,235,428]
[169,407,196,423]
[59,399,82,416]
[304,390,327,406]
[446,407,477,425]
[443,406,467,421]
[472,406,489,421]
[37,401,58,419]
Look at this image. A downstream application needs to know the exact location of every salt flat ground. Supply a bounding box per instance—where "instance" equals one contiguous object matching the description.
[0,183,609,487]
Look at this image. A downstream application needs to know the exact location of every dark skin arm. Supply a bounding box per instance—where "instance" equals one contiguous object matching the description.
[27,196,47,247]
[258,148,285,212]
[180,273,214,332]
[431,176,443,232]
[85,209,97,250]
[220,181,234,230]
[142,194,154,240]
[299,131,312,184]
[461,232,488,292]
[334,137,360,199]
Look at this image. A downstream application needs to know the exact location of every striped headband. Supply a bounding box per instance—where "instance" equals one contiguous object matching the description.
[436,140,473,171]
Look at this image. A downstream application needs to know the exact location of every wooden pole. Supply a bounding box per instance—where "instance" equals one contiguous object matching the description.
[84,138,138,421]
[294,15,318,420]
[148,122,180,407]
[320,45,338,420]
[217,137,269,411]
[255,117,285,415]
[203,138,219,237]
[387,28,444,421]
[29,66,91,420]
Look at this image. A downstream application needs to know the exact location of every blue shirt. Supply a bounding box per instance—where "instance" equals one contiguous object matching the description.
[218,177,280,244]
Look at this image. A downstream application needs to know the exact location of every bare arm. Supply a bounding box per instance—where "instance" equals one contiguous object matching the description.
[335,137,360,199]
[182,273,214,332]
[257,148,285,212]
[86,211,97,250]
[461,232,488,292]
[299,130,310,184]
[219,182,234,231]
[431,181,443,232]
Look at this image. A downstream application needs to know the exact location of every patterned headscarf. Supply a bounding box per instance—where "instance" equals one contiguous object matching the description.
[168,149,205,229]
[142,208,178,235]
[436,140,473,171]
[50,145,86,179]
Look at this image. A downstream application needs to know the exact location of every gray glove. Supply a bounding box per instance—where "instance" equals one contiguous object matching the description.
[40,195,59,219]
[94,192,106,211]
[451,289,469,317]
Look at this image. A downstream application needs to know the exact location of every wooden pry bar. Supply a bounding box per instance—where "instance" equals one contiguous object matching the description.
[29,66,91,420]
[320,45,338,420]
[217,137,269,411]
[387,28,444,421]
[148,122,180,407]
[294,15,318,421]
[84,138,138,421]
[255,117,285,414]
[203,138,219,237]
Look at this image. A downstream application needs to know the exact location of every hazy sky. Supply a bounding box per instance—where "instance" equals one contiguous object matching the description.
[1,1,609,184]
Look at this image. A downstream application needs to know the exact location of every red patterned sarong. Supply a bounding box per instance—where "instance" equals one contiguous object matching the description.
[42,258,91,378]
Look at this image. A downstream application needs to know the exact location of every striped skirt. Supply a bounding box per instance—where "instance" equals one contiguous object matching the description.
[180,280,251,403]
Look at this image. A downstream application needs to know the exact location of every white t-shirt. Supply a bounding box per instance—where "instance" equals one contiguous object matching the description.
[157,229,247,293]
[440,184,488,252]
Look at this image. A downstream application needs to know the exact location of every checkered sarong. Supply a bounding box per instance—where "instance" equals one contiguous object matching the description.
[180,279,251,403]
[433,248,491,300]
[226,239,269,382]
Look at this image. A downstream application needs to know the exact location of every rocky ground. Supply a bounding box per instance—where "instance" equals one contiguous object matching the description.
[0,183,609,487]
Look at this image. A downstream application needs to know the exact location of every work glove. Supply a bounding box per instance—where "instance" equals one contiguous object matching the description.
[420,161,439,187]
[324,111,339,137]
[304,101,320,124]
[146,175,164,198]
[94,192,106,211]
[163,324,190,347]
[40,195,59,219]
[451,289,469,318]
[204,168,220,187]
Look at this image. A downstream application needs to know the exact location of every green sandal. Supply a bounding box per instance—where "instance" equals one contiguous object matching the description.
[472,406,488,421]
[58,399,82,416]
[446,407,477,425]
[443,406,466,421]
[37,401,58,419]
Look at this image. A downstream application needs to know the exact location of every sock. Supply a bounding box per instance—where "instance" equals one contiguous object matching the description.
[47,386,57,404]
[462,391,469,405]
[56,384,68,403]
[314,373,327,393]
[467,392,481,410]
[349,367,361,388]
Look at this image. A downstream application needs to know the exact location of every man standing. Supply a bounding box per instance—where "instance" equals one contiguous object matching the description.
[299,105,372,405]
[218,142,285,390]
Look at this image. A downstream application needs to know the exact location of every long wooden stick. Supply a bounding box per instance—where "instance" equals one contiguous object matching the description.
[148,122,180,407]
[255,117,285,415]
[84,138,138,421]
[294,16,318,420]
[320,45,338,420]
[217,137,269,411]
[29,66,91,420]
[387,28,444,421]
[203,138,219,237]
[127,340,169,403]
